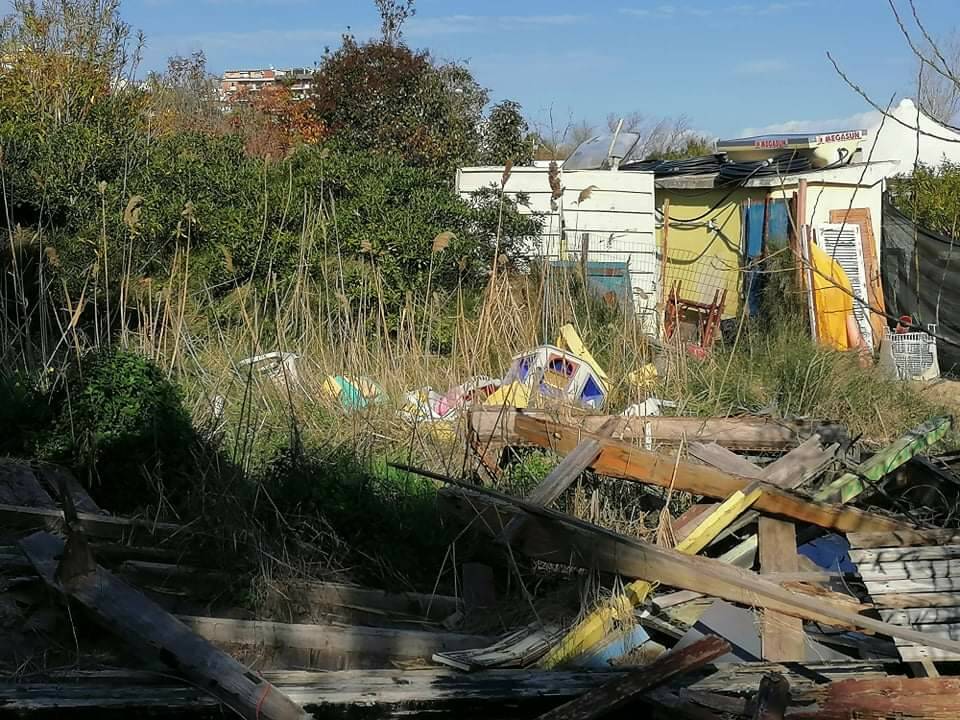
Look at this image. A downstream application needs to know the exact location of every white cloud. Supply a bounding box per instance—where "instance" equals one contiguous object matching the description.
[728,1,812,14]
[621,1,810,18]
[735,58,787,75]
[740,109,880,136]
[405,13,587,38]
[620,5,711,17]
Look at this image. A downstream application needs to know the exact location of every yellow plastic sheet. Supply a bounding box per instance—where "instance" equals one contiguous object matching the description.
[809,243,856,351]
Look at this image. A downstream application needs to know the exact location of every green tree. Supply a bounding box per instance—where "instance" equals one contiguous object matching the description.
[145,52,224,136]
[310,36,487,169]
[480,100,536,166]
[889,160,960,238]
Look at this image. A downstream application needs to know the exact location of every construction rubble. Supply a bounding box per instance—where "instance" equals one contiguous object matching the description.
[3,398,960,718]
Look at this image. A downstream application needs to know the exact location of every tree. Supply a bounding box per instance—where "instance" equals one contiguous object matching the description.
[0,0,142,126]
[231,85,327,158]
[479,100,536,165]
[606,113,715,161]
[374,0,416,45]
[145,52,224,136]
[0,0,146,227]
[310,35,487,169]
[830,1,960,134]
[918,31,960,126]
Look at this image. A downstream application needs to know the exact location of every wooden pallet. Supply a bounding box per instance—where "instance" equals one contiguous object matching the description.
[849,529,960,662]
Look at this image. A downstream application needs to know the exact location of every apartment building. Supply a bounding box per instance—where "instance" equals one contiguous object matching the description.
[220,67,314,103]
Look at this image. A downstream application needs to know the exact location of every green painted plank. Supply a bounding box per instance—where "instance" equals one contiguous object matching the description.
[813,417,952,504]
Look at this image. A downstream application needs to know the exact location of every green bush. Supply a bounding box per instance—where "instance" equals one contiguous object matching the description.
[0,371,55,457]
[48,349,197,511]
[258,445,452,586]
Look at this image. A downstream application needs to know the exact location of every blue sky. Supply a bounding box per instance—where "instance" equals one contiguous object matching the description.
[121,0,956,137]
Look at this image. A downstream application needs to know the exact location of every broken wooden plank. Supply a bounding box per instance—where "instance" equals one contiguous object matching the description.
[498,419,615,545]
[685,660,892,695]
[539,484,761,668]
[470,409,836,452]
[0,668,626,714]
[759,518,806,662]
[423,474,960,656]
[654,590,704,610]
[693,437,839,559]
[690,435,836,490]
[848,528,960,548]
[788,676,960,720]
[18,531,310,720]
[0,459,55,507]
[535,635,730,720]
[671,503,718,543]
[0,503,184,541]
[181,615,490,663]
[688,442,762,478]
[813,417,952,504]
[515,415,910,533]
[433,623,563,671]
[282,579,462,620]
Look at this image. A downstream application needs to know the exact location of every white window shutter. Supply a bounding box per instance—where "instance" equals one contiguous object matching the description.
[815,223,874,350]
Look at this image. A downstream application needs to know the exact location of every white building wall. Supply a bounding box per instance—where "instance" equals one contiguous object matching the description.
[456,166,658,318]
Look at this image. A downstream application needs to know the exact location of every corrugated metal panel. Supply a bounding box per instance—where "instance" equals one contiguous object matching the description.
[815,223,874,349]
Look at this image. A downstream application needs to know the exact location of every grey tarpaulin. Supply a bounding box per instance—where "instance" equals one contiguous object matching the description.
[882,195,960,374]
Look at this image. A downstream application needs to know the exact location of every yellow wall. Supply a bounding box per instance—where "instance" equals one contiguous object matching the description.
[658,188,767,318]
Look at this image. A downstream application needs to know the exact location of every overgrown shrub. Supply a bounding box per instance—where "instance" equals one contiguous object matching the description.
[47,349,197,511]
[889,160,960,238]
[0,371,55,457]
[258,444,452,586]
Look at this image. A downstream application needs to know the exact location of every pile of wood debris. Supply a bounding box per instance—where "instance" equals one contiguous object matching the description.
[2,406,960,719]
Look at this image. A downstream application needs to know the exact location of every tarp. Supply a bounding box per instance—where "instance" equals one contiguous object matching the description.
[881,196,960,373]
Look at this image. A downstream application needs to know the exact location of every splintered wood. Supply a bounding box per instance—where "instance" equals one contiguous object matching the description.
[515,414,910,533]
[535,636,730,720]
[19,531,311,720]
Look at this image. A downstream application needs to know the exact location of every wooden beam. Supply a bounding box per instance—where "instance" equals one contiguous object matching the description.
[761,435,839,489]
[539,484,761,668]
[758,519,805,662]
[180,615,490,663]
[535,636,730,720]
[515,415,909,533]
[18,531,310,720]
[848,528,960,549]
[0,668,625,715]
[470,409,833,452]
[242,579,461,621]
[788,676,960,720]
[0,503,184,541]
[688,442,763,478]
[499,419,618,545]
[425,475,960,656]
[814,417,952,504]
